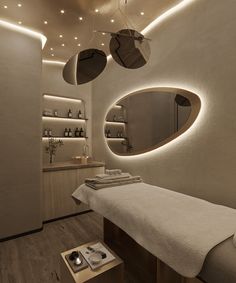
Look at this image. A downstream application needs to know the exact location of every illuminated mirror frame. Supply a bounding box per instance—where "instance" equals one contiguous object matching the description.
[105,87,201,156]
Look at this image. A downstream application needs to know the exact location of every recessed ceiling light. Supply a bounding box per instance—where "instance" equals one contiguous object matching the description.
[79,17,83,21]
[77,43,81,47]
[17,3,22,7]
[110,19,114,23]
[60,10,65,14]
[61,43,65,46]
[102,32,106,35]
[74,36,78,40]
[50,47,53,51]
[140,11,144,16]
[18,21,22,25]
[44,21,48,25]
[101,43,105,46]
[95,9,99,13]
[59,34,63,38]
[3,5,8,9]
[51,54,55,57]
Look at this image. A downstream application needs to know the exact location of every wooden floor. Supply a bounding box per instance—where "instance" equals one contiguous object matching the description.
[0,212,106,283]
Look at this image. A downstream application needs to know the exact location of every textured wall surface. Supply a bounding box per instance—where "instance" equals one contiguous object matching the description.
[41,63,92,163]
[92,0,236,208]
[0,26,42,238]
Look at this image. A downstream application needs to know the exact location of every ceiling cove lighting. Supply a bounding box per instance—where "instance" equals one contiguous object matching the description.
[0,19,47,48]
[142,0,195,35]
[43,59,66,65]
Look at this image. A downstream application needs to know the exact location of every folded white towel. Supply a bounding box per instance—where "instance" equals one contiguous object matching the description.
[105,169,122,175]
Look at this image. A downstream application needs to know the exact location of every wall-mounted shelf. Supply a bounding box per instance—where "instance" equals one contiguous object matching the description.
[42,137,88,140]
[106,137,127,140]
[105,121,127,124]
[43,116,88,121]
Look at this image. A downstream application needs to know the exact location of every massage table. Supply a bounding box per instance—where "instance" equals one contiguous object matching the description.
[72,182,236,283]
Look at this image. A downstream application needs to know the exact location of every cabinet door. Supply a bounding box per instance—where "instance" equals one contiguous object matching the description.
[42,170,88,221]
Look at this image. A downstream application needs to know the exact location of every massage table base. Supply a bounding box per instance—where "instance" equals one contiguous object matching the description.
[103,218,204,283]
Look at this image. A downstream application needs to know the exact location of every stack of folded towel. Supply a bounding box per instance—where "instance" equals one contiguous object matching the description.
[85,169,142,190]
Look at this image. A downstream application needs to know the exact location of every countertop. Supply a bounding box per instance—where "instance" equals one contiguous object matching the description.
[43,161,105,172]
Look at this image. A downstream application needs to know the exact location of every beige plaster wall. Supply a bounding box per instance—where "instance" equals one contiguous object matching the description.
[0,26,42,238]
[92,0,236,208]
[41,62,92,163]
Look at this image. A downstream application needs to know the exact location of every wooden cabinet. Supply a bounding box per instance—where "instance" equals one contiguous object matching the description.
[42,163,104,221]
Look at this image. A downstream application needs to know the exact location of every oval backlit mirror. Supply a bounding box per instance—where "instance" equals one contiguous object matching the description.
[109,29,150,69]
[63,48,107,85]
[105,88,201,156]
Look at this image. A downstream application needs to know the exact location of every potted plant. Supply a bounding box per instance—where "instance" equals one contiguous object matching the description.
[45,138,64,164]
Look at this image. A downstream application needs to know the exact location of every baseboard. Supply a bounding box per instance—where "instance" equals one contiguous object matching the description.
[0,210,92,242]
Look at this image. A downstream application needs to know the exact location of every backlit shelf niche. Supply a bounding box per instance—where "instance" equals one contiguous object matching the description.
[42,94,88,140]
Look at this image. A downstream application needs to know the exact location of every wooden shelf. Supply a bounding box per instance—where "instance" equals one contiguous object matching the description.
[106,137,126,140]
[105,121,127,124]
[42,116,88,121]
[42,137,88,140]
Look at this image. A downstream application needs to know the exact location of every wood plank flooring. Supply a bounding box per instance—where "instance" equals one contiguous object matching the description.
[0,212,104,283]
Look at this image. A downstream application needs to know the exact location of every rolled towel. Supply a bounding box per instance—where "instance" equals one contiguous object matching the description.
[105,169,122,175]
[95,173,131,180]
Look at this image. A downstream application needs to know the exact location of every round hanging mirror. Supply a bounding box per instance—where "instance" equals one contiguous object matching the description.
[63,48,107,85]
[109,29,151,69]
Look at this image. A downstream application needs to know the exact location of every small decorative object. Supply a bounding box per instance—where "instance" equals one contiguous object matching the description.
[43,108,54,117]
[45,138,64,164]
[68,109,72,118]
[78,110,82,119]
[64,128,68,137]
[54,109,58,117]
[75,127,80,137]
[43,128,48,137]
[79,127,84,137]
[68,128,73,137]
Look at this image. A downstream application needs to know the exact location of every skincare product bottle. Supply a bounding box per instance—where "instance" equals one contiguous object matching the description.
[68,109,72,118]
[79,127,84,137]
[54,109,58,117]
[78,110,82,119]
[107,129,111,138]
[75,127,80,137]
[64,128,68,137]
[68,128,73,137]
[117,131,120,138]
[48,128,52,137]
[44,128,48,137]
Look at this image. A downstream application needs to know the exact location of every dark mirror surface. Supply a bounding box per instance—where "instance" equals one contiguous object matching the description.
[109,29,150,69]
[105,88,201,156]
[63,48,107,85]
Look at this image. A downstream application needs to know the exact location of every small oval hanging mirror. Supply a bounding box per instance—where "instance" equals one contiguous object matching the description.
[109,29,151,69]
[105,88,201,156]
[63,48,107,85]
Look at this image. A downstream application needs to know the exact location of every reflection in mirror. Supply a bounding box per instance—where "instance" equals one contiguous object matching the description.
[63,49,107,85]
[109,29,150,69]
[105,88,201,156]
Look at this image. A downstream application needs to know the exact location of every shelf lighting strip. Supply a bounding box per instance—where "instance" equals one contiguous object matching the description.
[105,121,126,125]
[42,116,86,122]
[43,94,82,103]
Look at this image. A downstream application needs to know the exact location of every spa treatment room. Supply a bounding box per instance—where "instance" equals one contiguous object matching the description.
[0,0,236,282]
